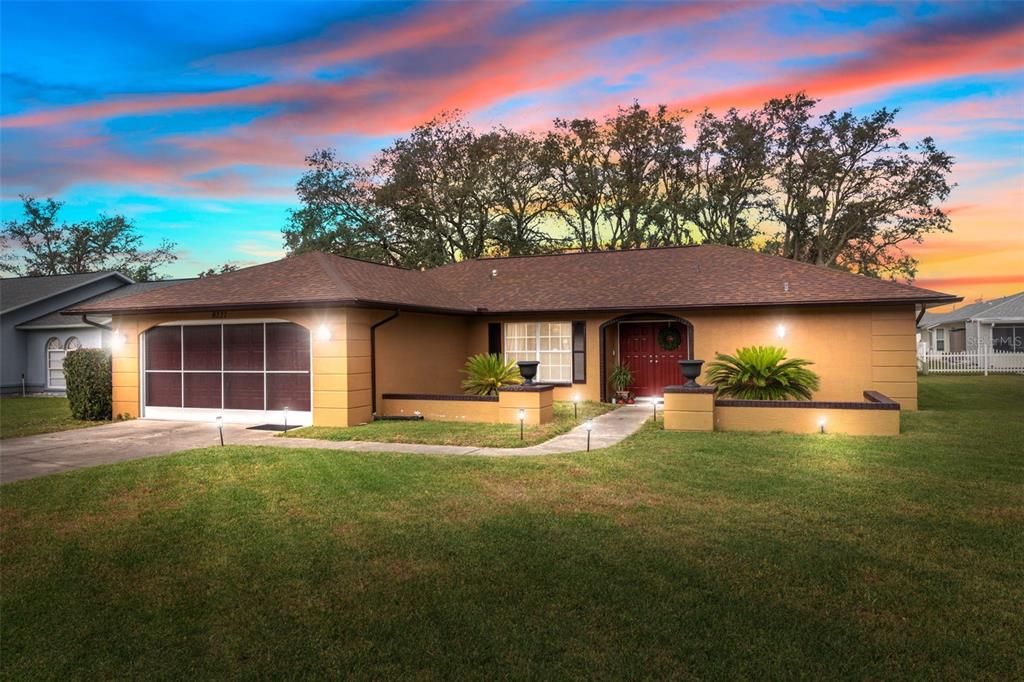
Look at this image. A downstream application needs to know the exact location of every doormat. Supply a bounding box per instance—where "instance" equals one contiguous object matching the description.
[248,424,293,432]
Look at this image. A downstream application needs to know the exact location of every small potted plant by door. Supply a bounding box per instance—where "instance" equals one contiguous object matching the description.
[608,362,634,404]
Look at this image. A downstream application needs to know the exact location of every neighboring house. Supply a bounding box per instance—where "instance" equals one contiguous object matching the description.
[67,245,958,427]
[0,273,188,394]
[918,291,1024,354]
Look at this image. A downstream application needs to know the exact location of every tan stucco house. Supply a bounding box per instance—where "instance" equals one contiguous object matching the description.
[66,245,958,428]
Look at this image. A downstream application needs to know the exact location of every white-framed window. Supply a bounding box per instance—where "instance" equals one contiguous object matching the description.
[45,336,80,389]
[934,328,945,352]
[504,321,572,383]
[992,325,1023,353]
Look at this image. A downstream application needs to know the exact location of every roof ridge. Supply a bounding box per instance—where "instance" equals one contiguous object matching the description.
[0,269,124,281]
[311,250,415,271]
[969,291,1024,318]
[715,244,956,298]
[433,244,706,269]
[312,252,360,300]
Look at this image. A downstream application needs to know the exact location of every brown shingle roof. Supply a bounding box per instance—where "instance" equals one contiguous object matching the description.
[428,245,959,312]
[66,245,959,316]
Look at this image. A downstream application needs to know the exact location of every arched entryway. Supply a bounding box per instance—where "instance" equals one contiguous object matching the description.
[599,313,694,401]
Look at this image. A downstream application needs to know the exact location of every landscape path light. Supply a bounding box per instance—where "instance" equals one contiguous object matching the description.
[572,394,580,419]
[283,407,290,432]
[215,415,224,446]
[819,417,826,434]
[651,397,662,421]
[518,408,526,440]
[584,419,593,452]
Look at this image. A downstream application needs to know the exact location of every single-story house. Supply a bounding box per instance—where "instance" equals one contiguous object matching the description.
[0,271,188,394]
[65,245,958,428]
[918,291,1024,354]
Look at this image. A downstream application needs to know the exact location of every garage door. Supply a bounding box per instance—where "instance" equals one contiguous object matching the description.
[142,321,312,425]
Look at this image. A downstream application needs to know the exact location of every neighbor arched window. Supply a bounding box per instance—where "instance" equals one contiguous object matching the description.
[46,337,66,390]
[64,336,81,351]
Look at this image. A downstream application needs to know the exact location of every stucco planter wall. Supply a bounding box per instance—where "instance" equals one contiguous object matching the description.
[379,384,554,425]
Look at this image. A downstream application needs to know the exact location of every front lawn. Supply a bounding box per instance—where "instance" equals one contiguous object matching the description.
[285,399,615,448]
[0,396,106,439]
[2,375,1022,679]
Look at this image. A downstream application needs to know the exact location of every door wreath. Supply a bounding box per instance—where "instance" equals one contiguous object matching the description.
[657,326,682,351]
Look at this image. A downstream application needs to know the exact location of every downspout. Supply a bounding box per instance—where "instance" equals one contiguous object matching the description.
[915,304,926,326]
[81,314,113,331]
[370,309,401,414]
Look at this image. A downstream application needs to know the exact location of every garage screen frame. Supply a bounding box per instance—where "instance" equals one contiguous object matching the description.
[140,319,314,426]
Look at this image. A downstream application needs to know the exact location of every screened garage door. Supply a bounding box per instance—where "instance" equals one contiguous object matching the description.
[142,321,312,425]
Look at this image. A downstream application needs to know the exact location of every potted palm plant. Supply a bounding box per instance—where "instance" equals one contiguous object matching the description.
[461,354,523,396]
[608,361,634,404]
[704,346,820,400]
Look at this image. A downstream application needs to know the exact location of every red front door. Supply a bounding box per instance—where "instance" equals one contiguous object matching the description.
[618,322,689,397]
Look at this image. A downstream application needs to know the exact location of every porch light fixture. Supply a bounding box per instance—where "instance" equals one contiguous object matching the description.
[215,415,224,446]
[572,394,580,419]
[518,408,526,440]
[776,324,786,339]
[818,417,826,434]
[584,419,593,452]
[317,323,332,342]
[111,330,126,351]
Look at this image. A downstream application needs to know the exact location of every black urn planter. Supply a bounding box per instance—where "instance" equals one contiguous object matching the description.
[517,361,540,385]
[678,359,705,387]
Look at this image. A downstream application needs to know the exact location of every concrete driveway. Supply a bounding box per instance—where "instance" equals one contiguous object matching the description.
[0,419,281,484]
[2,405,650,484]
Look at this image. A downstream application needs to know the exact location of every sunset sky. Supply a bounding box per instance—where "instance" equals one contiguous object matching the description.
[1,1,1021,305]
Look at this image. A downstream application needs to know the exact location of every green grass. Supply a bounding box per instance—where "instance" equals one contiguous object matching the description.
[2,375,1022,679]
[0,396,106,439]
[284,400,616,448]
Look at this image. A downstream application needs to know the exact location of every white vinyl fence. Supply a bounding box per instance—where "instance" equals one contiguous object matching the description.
[918,351,1024,375]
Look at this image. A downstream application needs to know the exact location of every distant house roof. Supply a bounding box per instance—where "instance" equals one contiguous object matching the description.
[0,271,132,315]
[16,279,192,329]
[919,291,1024,328]
[67,246,960,316]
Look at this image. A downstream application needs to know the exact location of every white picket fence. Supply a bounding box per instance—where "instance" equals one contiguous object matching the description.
[918,351,1024,375]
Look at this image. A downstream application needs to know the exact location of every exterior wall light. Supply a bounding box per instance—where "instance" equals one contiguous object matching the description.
[818,417,826,434]
[215,415,224,446]
[111,330,126,351]
[776,324,786,340]
[572,394,580,419]
[317,324,332,342]
[518,408,526,440]
[584,419,593,452]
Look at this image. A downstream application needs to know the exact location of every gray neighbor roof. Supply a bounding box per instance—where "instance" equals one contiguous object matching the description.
[0,271,132,315]
[14,279,194,329]
[919,291,1024,328]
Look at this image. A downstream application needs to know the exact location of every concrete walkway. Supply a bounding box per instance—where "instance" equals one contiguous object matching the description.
[1,405,652,484]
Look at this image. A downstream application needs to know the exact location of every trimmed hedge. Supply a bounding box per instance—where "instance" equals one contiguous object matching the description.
[64,348,112,420]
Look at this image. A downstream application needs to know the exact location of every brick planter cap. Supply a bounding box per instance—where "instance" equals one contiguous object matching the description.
[664,385,717,394]
[498,384,555,392]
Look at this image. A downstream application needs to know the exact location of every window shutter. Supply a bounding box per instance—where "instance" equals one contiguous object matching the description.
[488,323,502,355]
[572,320,586,383]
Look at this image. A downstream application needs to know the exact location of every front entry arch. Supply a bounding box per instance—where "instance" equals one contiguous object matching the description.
[599,313,694,402]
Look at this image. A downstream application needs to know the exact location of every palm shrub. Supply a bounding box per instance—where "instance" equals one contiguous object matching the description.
[705,346,820,400]
[460,354,523,396]
[608,362,634,394]
[64,348,112,420]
